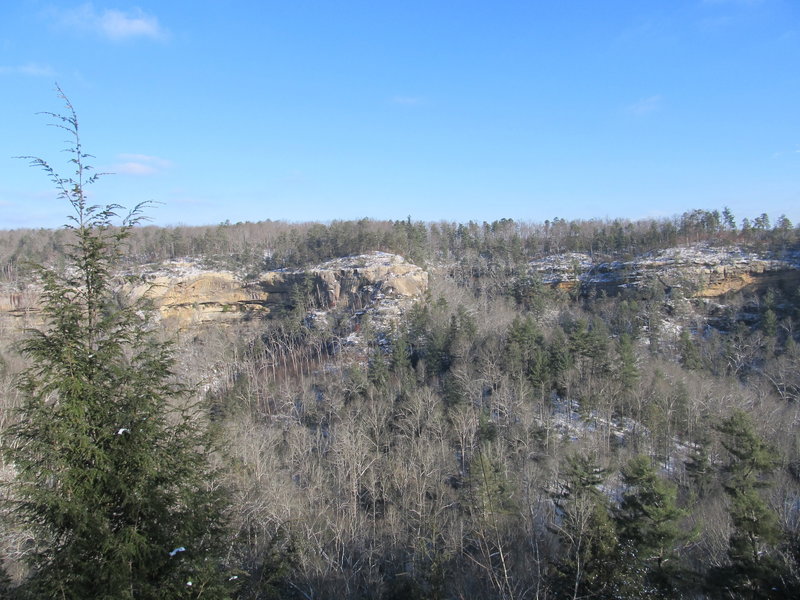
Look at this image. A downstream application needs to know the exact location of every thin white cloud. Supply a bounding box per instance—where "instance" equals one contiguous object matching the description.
[118,153,172,168]
[115,162,158,175]
[48,3,167,41]
[112,154,172,175]
[99,8,164,40]
[0,62,55,77]
[627,95,663,116]
[771,145,800,158]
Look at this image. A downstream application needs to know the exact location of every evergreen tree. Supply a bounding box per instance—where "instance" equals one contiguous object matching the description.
[722,206,737,231]
[548,329,572,395]
[504,316,549,392]
[616,333,639,394]
[679,329,702,371]
[709,410,787,598]
[615,455,690,596]
[368,349,390,389]
[684,432,713,499]
[762,289,779,339]
[504,315,542,375]
[390,329,412,374]
[763,308,778,338]
[2,89,232,598]
[549,454,619,599]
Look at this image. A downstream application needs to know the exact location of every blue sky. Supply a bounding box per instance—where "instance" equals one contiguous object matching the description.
[1,0,798,229]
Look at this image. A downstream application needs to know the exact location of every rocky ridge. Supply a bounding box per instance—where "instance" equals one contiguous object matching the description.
[4,244,798,334]
[0,251,429,332]
[530,243,800,298]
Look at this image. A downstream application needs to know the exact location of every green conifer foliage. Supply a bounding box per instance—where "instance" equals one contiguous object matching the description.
[762,308,778,339]
[549,454,619,599]
[616,333,639,396]
[683,432,713,499]
[679,329,702,371]
[503,316,549,392]
[548,329,572,395]
[709,410,787,598]
[615,455,689,596]
[2,89,232,599]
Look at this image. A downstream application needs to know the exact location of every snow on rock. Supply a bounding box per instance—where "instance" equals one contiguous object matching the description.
[529,243,800,297]
[118,251,429,330]
[1,252,428,334]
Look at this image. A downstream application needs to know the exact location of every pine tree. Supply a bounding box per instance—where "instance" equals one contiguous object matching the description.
[548,329,572,395]
[617,333,639,395]
[389,328,412,376]
[709,410,787,598]
[679,328,702,371]
[684,432,713,499]
[615,455,690,597]
[2,89,233,598]
[549,454,619,599]
[722,206,737,231]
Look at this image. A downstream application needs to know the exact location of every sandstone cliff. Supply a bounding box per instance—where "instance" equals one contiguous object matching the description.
[4,245,797,333]
[132,251,427,328]
[530,244,800,298]
[1,252,428,331]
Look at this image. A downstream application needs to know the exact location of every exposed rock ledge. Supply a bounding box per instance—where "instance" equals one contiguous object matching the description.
[1,252,428,331]
[120,251,428,329]
[529,244,800,298]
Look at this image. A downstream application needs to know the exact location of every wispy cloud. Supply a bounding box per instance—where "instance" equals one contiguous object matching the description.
[627,94,663,116]
[772,145,800,158]
[112,154,172,175]
[48,3,167,41]
[0,62,55,77]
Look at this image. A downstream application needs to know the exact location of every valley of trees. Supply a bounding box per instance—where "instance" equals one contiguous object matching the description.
[1,101,799,598]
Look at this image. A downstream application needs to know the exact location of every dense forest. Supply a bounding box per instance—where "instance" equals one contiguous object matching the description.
[1,206,796,280]
[1,200,799,598]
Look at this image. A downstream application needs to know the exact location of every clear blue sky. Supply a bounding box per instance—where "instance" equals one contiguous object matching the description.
[1,0,798,229]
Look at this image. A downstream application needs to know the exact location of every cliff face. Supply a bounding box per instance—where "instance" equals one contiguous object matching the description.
[117,251,428,329]
[1,252,428,332]
[4,245,797,332]
[530,244,800,298]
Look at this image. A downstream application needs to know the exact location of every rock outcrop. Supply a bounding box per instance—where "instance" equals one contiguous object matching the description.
[119,251,428,329]
[530,244,800,298]
[1,252,429,332]
[5,244,797,333]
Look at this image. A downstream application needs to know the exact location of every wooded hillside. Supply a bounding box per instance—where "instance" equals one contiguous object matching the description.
[1,210,799,599]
